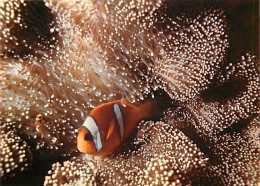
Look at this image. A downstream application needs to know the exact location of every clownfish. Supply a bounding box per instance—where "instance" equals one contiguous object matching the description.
[34,114,45,138]
[77,98,163,156]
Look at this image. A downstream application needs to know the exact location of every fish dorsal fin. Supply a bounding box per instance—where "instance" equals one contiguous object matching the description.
[106,119,115,140]
[82,116,102,152]
[113,103,124,141]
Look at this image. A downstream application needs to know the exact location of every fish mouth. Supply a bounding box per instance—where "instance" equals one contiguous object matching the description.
[83,128,93,141]
[77,127,93,153]
[78,127,93,142]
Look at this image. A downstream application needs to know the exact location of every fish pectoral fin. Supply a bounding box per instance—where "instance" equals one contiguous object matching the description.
[106,119,116,140]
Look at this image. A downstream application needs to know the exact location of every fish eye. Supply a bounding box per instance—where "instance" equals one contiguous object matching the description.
[84,133,93,141]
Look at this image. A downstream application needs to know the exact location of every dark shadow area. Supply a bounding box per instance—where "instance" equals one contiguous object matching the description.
[225,0,259,57]
[1,155,69,186]
[218,113,257,135]
[201,78,248,103]
[0,0,58,58]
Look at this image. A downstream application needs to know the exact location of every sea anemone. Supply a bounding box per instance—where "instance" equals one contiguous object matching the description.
[45,121,214,185]
[44,157,97,185]
[0,0,259,185]
[0,122,33,179]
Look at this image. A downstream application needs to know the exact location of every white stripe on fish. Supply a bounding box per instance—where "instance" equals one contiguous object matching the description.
[113,103,124,140]
[82,116,102,152]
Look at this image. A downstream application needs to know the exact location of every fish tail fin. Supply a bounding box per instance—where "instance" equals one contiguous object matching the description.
[137,90,173,120]
[137,99,158,119]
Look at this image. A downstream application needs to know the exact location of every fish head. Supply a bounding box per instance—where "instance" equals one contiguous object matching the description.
[36,114,43,121]
[77,116,103,155]
[77,126,97,154]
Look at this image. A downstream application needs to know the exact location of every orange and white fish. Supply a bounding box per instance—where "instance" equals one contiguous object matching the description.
[77,98,163,156]
[34,114,45,138]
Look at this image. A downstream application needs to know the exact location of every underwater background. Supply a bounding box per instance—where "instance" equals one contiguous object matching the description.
[0,0,259,185]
